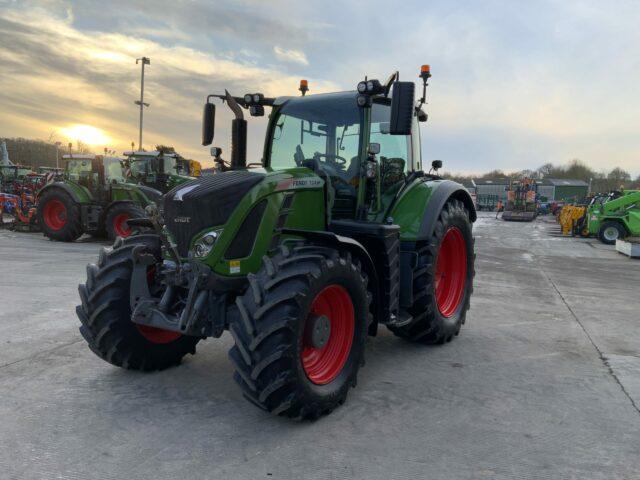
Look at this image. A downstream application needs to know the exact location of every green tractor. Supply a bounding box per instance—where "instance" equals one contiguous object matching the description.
[37,154,162,241]
[585,189,640,244]
[123,147,195,193]
[77,66,477,419]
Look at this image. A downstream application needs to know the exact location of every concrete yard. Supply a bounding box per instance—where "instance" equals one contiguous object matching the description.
[1,212,638,480]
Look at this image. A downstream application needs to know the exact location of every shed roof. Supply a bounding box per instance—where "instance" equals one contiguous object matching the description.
[546,178,589,187]
[472,178,510,185]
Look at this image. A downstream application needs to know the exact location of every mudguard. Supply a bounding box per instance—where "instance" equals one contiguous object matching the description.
[38,182,89,204]
[418,180,476,240]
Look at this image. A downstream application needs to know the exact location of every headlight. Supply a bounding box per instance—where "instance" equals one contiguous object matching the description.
[357,81,367,93]
[252,93,262,103]
[356,94,371,107]
[243,94,253,104]
[193,230,220,258]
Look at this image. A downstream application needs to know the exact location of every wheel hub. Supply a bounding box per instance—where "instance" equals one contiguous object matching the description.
[307,314,331,349]
[43,199,67,230]
[604,227,618,241]
[301,284,354,385]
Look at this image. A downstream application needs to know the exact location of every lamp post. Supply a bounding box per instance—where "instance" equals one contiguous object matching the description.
[54,141,61,169]
[134,57,151,151]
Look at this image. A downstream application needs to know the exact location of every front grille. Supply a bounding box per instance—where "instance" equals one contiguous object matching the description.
[164,171,265,257]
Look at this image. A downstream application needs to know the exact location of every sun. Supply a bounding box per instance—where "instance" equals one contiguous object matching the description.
[60,124,111,146]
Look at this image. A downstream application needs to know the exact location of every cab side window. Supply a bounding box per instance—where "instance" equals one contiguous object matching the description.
[370,103,412,193]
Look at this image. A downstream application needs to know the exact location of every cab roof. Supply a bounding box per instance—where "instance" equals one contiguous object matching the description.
[123,150,179,157]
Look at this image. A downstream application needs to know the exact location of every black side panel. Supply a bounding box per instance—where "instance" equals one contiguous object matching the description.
[329,220,400,324]
[399,241,417,308]
[224,199,267,259]
[164,171,265,257]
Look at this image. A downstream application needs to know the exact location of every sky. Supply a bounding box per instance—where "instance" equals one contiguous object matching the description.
[0,0,639,176]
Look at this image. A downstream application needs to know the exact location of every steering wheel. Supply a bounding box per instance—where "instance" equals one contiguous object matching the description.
[313,153,348,166]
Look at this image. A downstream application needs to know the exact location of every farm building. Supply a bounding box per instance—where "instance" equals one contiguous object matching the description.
[472,178,510,210]
[545,178,589,202]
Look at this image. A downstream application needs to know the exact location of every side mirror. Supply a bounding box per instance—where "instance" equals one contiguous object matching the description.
[431,160,442,170]
[202,103,216,146]
[368,143,380,155]
[389,81,415,135]
[210,147,222,158]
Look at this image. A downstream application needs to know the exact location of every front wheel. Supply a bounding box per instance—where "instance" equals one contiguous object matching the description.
[76,234,199,370]
[388,198,475,344]
[229,245,371,419]
[105,203,146,240]
[597,221,626,245]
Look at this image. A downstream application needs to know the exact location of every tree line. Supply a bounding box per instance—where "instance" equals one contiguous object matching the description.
[444,159,640,193]
[0,137,92,169]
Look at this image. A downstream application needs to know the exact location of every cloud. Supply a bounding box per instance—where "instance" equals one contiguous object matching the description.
[0,5,338,165]
[0,0,639,175]
[273,46,309,66]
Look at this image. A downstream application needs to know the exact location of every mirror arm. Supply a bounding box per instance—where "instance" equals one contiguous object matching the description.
[383,71,399,96]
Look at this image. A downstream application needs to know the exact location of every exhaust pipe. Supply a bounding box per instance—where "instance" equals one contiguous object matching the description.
[225,91,247,170]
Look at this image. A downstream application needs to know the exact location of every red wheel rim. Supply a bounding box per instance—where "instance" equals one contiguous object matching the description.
[435,227,468,317]
[301,284,354,385]
[136,324,182,344]
[113,213,132,237]
[43,199,67,230]
[135,267,182,344]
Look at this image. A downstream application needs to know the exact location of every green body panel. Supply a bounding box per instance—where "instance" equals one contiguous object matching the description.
[587,190,640,236]
[187,168,325,276]
[110,183,155,205]
[57,179,94,203]
[386,178,440,241]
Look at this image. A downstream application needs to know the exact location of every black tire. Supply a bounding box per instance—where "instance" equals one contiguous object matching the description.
[76,234,200,371]
[597,221,626,245]
[105,202,147,240]
[229,244,371,420]
[388,198,475,344]
[37,188,83,241]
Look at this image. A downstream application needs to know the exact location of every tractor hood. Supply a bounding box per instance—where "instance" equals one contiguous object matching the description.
[164,170,266,256]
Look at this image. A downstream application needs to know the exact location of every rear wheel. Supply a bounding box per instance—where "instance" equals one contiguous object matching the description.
[597,221,626,245]
[229,245,370,419]
[105,203,146,240]
[76,234,199,370]
[388,198,475,344]
[37,189,82,241]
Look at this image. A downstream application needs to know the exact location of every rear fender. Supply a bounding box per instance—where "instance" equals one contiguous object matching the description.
[38,182,90,204]
[390,179,476,242]
[418,181,476,239]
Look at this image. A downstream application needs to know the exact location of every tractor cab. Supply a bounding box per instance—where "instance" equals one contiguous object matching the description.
[202,74,427,226]
[123,149,194,193]
[62,154,124,194]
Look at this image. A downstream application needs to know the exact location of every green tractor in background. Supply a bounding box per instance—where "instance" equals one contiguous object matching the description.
[77,66,477,419]
[585,189,640,244]
[37,154,162,241]
[123,146,196,193]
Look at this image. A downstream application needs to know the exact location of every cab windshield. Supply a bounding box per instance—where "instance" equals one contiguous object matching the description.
[268,93,363,218]
[127,156,152,178]
[103,158,124,182]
